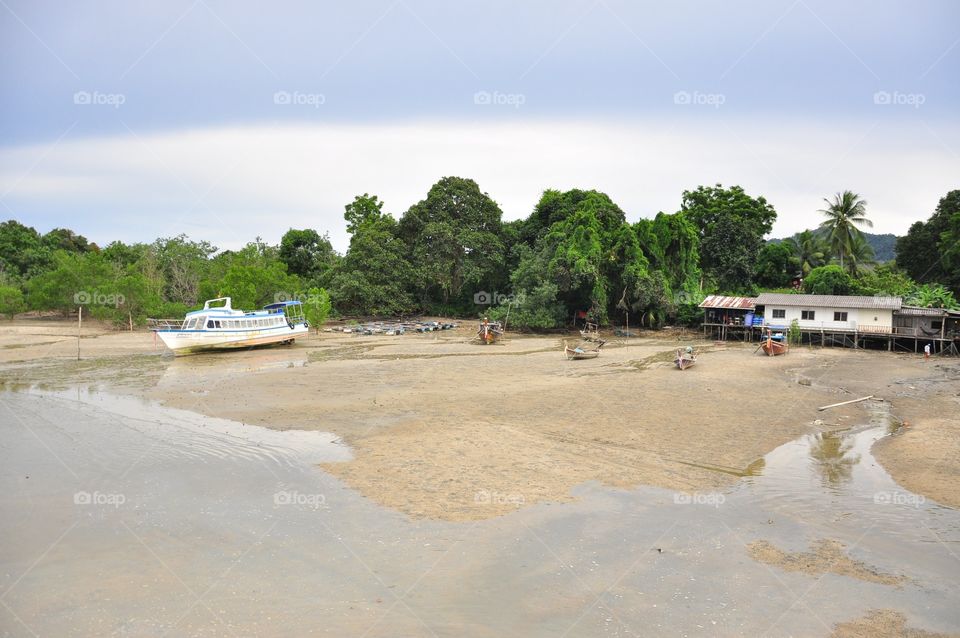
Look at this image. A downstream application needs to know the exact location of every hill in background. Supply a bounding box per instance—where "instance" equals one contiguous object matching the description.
[769,231,898,262]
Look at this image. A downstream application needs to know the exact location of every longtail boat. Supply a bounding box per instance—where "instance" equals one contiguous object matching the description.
[674,347,697,370]
[477,319,504,344]
[760,332,789,356]
[564,339,605,360]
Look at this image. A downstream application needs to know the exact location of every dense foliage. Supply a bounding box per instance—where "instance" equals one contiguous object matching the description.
[1,180,957,325]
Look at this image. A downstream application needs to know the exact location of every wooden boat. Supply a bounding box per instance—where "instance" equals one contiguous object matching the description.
[674,347,697,370]
[564,340,605,360]
[760,333,788,356]
[579,321,600,342]
[477,319,504,344]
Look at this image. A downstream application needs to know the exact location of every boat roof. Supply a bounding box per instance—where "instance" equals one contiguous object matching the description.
[263,300,303,309]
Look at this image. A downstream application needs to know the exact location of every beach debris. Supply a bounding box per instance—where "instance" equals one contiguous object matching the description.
[817,396,875,411]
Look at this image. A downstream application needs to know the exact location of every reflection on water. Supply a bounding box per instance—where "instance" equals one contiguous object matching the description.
[808,430,860,489]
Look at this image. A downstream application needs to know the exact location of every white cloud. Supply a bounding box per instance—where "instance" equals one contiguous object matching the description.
[1,118,957,252]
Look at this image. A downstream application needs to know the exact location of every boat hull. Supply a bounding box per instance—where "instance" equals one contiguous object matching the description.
[157,324,309,355]
[761,340,788,356]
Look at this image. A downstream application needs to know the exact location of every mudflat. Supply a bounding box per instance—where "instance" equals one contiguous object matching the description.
[2,320,957,519]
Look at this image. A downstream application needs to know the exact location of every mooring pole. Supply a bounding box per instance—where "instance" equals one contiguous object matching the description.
[77,306,82,361]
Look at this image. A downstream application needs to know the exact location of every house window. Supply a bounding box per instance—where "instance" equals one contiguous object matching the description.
[772,309,786,319]
[834,312,848,322]
[801,310,816,321]
[932,321,943,330]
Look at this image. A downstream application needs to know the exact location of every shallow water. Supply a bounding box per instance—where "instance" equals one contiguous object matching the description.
[1,389,957,637]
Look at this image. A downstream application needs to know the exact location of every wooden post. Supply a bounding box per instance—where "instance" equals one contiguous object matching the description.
[77,306,82,361]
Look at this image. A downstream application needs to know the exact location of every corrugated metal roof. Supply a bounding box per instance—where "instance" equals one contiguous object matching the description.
[897,306,948,317]
[755,293,902,310]
[699,295,756,310]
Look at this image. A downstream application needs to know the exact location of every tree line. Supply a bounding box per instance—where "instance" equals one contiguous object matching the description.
[0,178,957,328]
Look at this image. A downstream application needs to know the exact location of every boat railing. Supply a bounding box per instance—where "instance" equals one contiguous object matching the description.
[147,318,184,331]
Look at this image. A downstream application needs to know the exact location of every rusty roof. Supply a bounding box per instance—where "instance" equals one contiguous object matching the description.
[755,293,901,310]
[699,295,757,310]
[897,305,949,317]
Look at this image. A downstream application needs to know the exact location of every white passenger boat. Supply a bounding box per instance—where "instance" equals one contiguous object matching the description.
[153,297,309,355]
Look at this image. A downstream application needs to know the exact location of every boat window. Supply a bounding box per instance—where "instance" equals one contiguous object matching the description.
[207,320,215,329]
[214,320,222,328]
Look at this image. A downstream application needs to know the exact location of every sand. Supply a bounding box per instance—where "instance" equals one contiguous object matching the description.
[747,539,906,586]
[2,319,958,520]
[832,609,959,638]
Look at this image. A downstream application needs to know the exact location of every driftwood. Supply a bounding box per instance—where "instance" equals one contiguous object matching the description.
[817,395,875,411]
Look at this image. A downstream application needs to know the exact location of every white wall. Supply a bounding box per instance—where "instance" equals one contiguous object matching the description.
[764,307,893,332]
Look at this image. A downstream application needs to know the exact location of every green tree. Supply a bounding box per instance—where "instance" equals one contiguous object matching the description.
[785,230,829,276]
[0,285,25,318]
[43,228,95,253]
[344,194,386,234]
[906,283,958,309]
[279,228,339,283]
[855,263,916,297]
[681,184,777,292]
[204,240,301,310]
[817,191,872,270]
[755,242,796,288]
[0,220,49,278]
[153,235,217,307]
[303,287,332,333]
[897,190,960,297]
[843,232,875,276]
[398,177,506,310]
[804,265,856,295]
[329,205,415,316]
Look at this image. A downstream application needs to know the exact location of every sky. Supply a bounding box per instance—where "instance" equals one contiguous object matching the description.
[1,0,958,252]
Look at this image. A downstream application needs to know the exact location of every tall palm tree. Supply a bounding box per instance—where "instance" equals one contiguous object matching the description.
[844,232,875,276]
[786,230,829,276]
[817,191,873,269]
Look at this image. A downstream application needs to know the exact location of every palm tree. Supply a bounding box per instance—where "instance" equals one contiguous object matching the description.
[817,191,873,269]
[786,230,829,276]
[844,232,875,276]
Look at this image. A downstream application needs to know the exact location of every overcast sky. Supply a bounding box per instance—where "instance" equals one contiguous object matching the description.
[1,0,957,251]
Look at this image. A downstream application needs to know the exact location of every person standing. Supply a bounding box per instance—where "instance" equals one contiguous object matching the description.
[924,343,931,360]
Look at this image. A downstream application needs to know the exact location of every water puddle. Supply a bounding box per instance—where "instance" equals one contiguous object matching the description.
[12,386,351,466]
